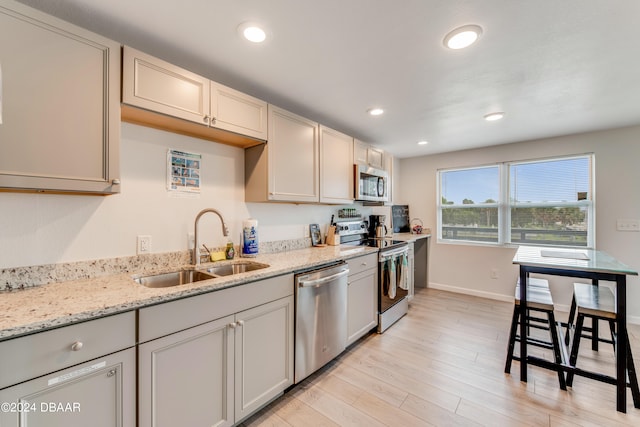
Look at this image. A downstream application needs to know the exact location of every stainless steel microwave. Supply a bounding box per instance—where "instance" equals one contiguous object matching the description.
[354,164,389,202]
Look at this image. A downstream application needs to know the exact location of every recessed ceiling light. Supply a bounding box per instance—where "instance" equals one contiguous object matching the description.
[484,112,505,121]
[238,22,267,43]
[417,140,429,145]
[443,25,483,50]
[368,108,384,116]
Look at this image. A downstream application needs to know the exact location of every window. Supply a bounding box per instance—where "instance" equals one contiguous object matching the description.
[437,155,594,248]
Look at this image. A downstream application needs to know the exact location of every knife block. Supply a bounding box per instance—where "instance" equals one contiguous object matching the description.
[325,226,340,246]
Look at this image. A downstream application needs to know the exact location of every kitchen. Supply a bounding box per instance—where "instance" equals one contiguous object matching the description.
[2,0,640,426]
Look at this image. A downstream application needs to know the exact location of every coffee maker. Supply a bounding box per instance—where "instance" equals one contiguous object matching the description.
[368,215,388,239]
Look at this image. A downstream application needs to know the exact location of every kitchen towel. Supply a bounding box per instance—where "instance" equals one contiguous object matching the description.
[398,253,409,290]
[389,258,396,299]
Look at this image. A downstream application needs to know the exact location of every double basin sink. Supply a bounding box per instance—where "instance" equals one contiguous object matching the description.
[133,261,269,288]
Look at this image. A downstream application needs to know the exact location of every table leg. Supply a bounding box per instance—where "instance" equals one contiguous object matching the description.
[616,275,627,413]
[519,268,528,382]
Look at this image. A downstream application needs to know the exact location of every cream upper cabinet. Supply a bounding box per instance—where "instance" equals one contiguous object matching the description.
[122,46,210,125]
[245,105,319,203]
[122,46,267,145]
[354,139,384,170]
[210,81,268,140]
[0,0,121,194]
[320,125,354,204]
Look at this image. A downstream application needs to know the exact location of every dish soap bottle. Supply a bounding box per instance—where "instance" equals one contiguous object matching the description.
[225,241,235,260]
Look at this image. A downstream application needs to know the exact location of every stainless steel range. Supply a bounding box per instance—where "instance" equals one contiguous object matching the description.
[338,220,409,332]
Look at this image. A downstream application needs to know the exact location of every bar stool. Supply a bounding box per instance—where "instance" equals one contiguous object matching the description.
[505,278,567,390]
[566,283,640,405]
[564,281,613,349]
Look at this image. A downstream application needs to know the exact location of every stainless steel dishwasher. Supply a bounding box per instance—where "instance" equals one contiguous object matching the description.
[294,261,349,383]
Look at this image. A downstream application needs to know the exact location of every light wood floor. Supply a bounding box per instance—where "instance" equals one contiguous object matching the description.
[241,288,640,426]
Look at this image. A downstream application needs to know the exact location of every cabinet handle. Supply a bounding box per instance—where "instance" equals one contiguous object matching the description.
[229,322,237,329]
[237,320,244,327]
[361,262,367,266]
[111,179,121,185]
[70,341,83,351]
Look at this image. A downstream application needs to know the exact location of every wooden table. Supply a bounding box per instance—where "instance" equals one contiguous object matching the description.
[512,246,638,413]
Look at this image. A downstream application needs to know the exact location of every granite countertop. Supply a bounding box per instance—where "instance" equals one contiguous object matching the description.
[0,245,377,341]
[391,232,431,242]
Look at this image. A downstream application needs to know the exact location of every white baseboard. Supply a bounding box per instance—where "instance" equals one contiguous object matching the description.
[427,282,640,325]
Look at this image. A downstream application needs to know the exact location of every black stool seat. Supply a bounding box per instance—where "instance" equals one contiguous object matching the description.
[566,283,640,406]
[505,279,566,390]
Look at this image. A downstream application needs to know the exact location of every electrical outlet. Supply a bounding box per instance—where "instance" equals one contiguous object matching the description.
[137,235,151,255]
[490,268,499,279]
[616,219,640,232]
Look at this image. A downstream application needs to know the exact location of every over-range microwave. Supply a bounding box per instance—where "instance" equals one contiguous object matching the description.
[354,164,389,202]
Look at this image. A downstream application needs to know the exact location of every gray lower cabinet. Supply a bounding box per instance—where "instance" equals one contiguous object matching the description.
[346,253,378,346]
[0,348,135,427]
[0,312,137,427]
[137,275,294,427]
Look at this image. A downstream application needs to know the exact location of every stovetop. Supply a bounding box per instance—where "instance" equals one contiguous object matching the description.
[342,238,407,249]
[336,220,407,251]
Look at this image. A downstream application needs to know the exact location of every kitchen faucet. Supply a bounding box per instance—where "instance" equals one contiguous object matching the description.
[193,208,230,265]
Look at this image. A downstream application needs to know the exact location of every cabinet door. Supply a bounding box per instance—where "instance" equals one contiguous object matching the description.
[210,81,267,140]
[353,140,369,165]
[267,105,319,202]
[367,147,384,169]
[319,126,354,204]
[0,1,120,194]
[234,296,294,422]
[0,348,135,427]
[122,46,210,126]
[407,242,415,301]
[138,315,235,427]
[347,269,378,346]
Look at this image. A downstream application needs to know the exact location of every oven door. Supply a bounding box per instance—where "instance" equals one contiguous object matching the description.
[378,246,409,312]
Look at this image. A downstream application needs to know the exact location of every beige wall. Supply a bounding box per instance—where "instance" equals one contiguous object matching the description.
[0,123,361,268]
[397,125,640,321]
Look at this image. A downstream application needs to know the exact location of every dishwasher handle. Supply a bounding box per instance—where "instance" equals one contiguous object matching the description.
[298,269,349,288]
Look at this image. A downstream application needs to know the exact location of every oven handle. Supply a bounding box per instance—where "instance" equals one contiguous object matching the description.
[379,246,409,260]
[298,269,349,288]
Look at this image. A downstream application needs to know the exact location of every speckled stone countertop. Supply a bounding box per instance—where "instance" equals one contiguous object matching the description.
[391,232,431,242]
[0,245,377,341]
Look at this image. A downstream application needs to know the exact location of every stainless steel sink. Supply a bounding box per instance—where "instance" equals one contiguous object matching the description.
[201,261,269,277]
[133,269,216,288]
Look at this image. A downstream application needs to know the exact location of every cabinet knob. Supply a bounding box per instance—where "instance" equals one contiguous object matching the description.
[203,115,210,124]
[70,341,84,351]
[211,116,217,125]
[361,262,367,266]
[229,322,237,329]
[237,320,244,327]
[111,179,121,185]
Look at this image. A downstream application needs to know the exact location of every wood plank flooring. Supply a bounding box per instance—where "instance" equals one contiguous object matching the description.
[241,288,640,426]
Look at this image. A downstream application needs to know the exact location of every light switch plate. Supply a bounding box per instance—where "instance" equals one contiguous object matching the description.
[616,219,640,232]
[137,235,152,254]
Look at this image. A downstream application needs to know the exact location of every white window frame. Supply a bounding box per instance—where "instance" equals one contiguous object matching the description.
[437,154,595,249]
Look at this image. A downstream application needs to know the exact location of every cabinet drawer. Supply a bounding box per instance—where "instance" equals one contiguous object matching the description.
[0,311,135,389]
[346,253,377,277]
[139,273,294,343]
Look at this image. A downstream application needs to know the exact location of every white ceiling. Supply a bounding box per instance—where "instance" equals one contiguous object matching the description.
[17,0,640,158]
